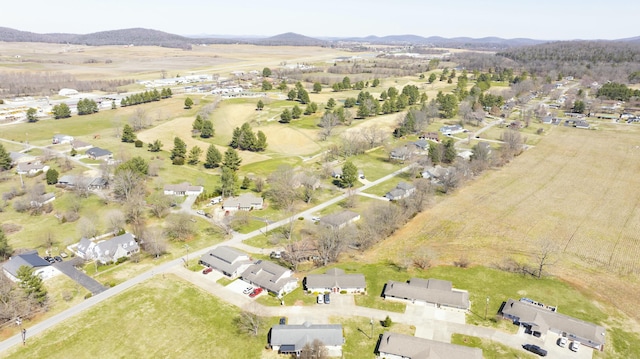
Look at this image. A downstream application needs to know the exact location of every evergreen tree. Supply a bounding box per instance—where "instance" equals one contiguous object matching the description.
[341,161,358,188]
[117,156,149,176]
[0,143,12,170]
[280,109,292,123]
[287,89,297,101]
[429,142,442,163]
[188,146,202,165]
[443,138,457,164]
[313,82,322,93]
[262,67,272,77]
[17,265,47,305]
[342,76,351,90]
[204,145,222,168]
[52,103,71,119]
[46,168,59,185]
[200,120,214,138]
[238,123,257,150]
[261,80,273,91]
[241,176,251,190]
[148,139,163,152]
[326,98,336,109]
[171,137,187,161]
[256,100,265,110]
[220,166,237,197]
[292,105,302,119]
[121,124,136,143]
[0,227,12,260]
[112,100,117,109]
[278,80,288,91]
[230,127,242,148]
[192,114,204,132]
[223,148,242,171]
[184,97,194,109]
[26,108,38,122]
[298,89,310,104]
[255,131,268,151]
[372,78,380,87]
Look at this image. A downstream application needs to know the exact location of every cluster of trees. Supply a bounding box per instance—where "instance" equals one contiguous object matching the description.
[219,148,242,197]
[230,123,267,152]
[0,144,12,170]
[76,98,98,115]
[0,71,134,97]
[318,106,353,140]
[286,82,311,104]
[168,137,204,166]
[52,103,71,119]
[596,82,640,101]
[192,114,214,138]
[120,88,172,107]
[279,102,319,123]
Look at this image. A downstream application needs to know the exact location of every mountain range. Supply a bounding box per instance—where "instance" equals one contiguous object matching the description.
[0,27,638,50]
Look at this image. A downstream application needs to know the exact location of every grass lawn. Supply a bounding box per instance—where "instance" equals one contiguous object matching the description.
[451,334,536,359]
[3,275,272,359]
[339,316,415,359]
[349,148,404,182]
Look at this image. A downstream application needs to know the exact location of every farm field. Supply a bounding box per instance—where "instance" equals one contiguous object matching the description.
[366,123,640,325]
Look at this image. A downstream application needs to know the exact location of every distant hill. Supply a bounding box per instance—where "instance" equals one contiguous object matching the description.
[342,34,547,49]
[74,28,192,48]
[257,32,328,46]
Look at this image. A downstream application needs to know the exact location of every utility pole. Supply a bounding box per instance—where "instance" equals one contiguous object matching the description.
[485,296,489,320]
[370,317,374,339]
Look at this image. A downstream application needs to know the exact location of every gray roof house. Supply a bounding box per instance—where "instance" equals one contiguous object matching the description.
[16,162,49,175]
[241,260,298,296]
[222,193,264,212]
[52,134,74,144]
[78,233,140,264]
[9,152,36,165]
[163,182,204,196]
[199,246,253,278]
[377,332,482,359]
[85,147,112,161]
[383,278,470,311]
[305,268,366,294]
[2,250,59,282]
[384,182,415,201]
[439,124,464,135]
[71,140,92,150]
[269,322,344,357]
[319,211,360,229]
[500,298,606,351]
[389,146,412,162]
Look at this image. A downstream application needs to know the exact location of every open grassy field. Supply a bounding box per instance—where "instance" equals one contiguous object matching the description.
[362,124,640,348]
[451,334,537,359]
[1,275,273,359]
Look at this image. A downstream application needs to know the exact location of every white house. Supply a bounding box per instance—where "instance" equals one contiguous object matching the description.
[222,193,264,212]
[52,134,74,144]
[76,233,139,264]
[383,278,470,311]
[2,250,60,282]
[241,260,298,296]
[377,332,482,359]
[319,211,360,230]
[16,162,49,175]
[384,182,416,201]
[199,246,253,278]
[163,182,204,196]
[305,268,366,294]
[270,323,344,357]
[439,124,465,135]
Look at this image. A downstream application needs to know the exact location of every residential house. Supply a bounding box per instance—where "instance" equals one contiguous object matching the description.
[418,132,439,142]
[269,322,344,357]
[383,278,470,311]
[413,139,429,151]
[16,162,49,175]
[52,134,74,144]
[2,250,59,282]
[305,268,366,294]
[89,177,109,190]
[377,332,482,359]
[77,233,140,264]
[85,147,112,161]
[457,150,474,161]
[541,116,553,124]
[222,193,264,212]
[9,152,36,165]
[199,246,253,278]
[439,124,464,135]
[421,165,449,181]
[163,182,204,196]
[30,192,55,207]
[384,182,416,201]
[575,120,590,129]
[71,140,92,151]
[241,260,298,296]
[389,146,412,162]
[331,167,343,179]
[500,298,606,351]
[319,211,360,230]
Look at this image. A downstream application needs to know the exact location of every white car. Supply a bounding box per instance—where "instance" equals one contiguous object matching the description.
[243,287,253,295]
[317,294,324,304]
[196,210,205,215]
[570,341,580,352]
[557,337,567,347]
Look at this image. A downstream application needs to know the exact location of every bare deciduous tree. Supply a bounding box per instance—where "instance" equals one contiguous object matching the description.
[533,239,558,278]
[235,309,263,337]
[105,209,126,235]
[500,129,524,159]
[267,165,299,210]
[78,216,99,239]
[319,111,339,141]
[112,169,145,202]
[129,107,152,131]
[300,339,328,359]
[140,226,168,258]
[253,177,265,193]
[165,213,196,241]
[148,192,172,218]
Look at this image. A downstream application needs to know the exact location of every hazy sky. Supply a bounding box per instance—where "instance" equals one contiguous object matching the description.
[3,0,638,40]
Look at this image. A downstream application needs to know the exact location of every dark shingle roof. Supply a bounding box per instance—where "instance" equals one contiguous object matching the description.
[270,323,344,351]
[2,250,50,278]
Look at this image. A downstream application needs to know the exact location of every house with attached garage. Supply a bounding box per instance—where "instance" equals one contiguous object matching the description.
[16,162,49,175]
[85,147,112,161]
[439,124,465,135]
[318,211,360,230]
[389,146,413,162]
[198,246,253,278]
[376,332,482,359]
[269,322,344,357]
[304,268,366,294]
[163,182,204,196]
[383,278,470,311]
[241,260,298,296]
[384,182,416,201]
[52,134,74,144]
[75,233,140,264]
[500,298,606,351]
[2,250,60,282]
[222,193,264,212]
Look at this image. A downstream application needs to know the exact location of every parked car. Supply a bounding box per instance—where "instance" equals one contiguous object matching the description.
[324,293,330,304]
[196,210,205,215]
[317,294,324,304]
[54,256,63,262]
[202,267,213,274]
[522,344,547,357]
[243,287,253,295]
[44,256,55,264]
[249,287,263,298]
[279,317,287,325]
[557,337,567,347]
[570,341,580,352]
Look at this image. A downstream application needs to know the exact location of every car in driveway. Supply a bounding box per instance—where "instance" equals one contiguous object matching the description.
[324,293,330,304]
[557,337,567,347]
[249,287,263,298]
[196,210,205,215]
[202,267,213,274]
[317,294,324,304]
[522,344,547,356]
[243,287,253,295]
[570,341,580,352]
[54,256,63,262]
[279,317,287,325]
[44,256,56,264]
